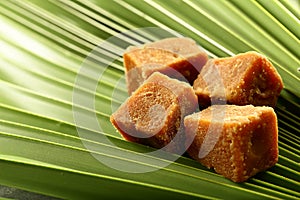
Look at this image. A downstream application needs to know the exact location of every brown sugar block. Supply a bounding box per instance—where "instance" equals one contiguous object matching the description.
[184,105,278,182]
[193,51,284,108]
[124,37,208,94]
[111,72,198,153]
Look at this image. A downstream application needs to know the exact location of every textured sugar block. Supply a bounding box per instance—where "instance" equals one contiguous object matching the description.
[184,105,278,182]
[111,72,198,153]
[193,51,283,108]
[124,37,208,94]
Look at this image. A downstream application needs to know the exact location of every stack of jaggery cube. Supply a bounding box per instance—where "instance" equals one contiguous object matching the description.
[110,37,284,182]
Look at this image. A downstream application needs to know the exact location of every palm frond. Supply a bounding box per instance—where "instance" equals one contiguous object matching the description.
[0,0,299,199]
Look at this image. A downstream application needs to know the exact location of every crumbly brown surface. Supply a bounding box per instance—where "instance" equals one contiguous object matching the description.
[124,37,208,94]
[184,105,278,182]
[111,72,198,153]
[193,51,284,108]
[113,40,282,183]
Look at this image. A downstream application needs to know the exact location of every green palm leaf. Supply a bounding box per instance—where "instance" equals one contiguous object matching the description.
[0,0,299,199]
